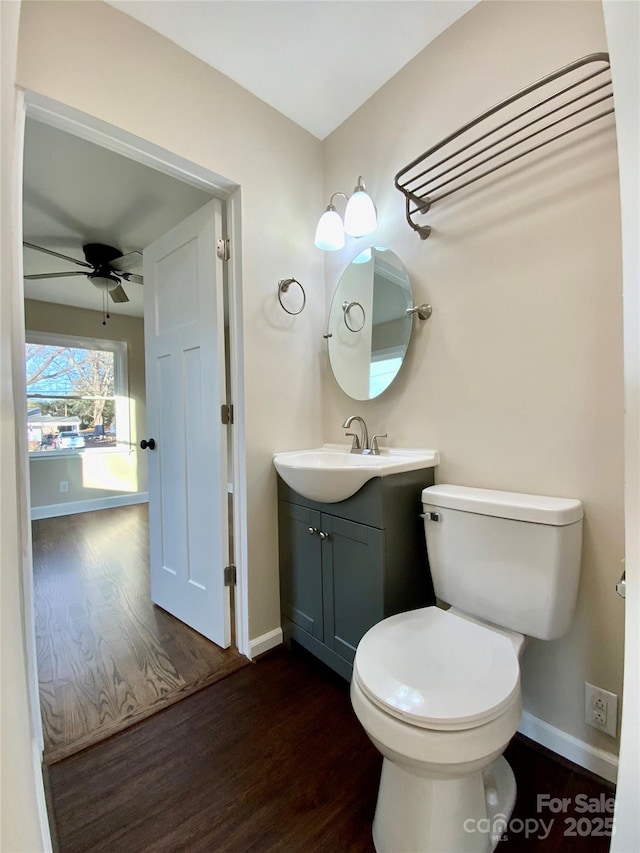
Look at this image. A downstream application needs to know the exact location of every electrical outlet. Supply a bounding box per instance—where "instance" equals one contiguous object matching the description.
[585,682,618,737]
[59,480,69,493]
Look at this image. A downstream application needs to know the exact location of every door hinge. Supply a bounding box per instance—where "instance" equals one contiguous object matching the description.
[221,403,234,425]
[216,238,230,261]
[224,565,237,586]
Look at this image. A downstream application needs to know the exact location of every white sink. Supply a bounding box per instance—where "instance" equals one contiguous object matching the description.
[273,444,439,503]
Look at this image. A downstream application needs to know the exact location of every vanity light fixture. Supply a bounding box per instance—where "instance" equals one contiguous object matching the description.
[314,176,377,251]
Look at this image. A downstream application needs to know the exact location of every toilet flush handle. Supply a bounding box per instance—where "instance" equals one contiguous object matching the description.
[426,511,440,522]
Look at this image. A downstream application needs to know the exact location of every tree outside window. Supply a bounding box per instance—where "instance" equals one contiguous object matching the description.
[26,332,129,454]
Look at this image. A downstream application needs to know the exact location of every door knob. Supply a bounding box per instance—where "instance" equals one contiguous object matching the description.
[319,531,330,540]
[307,527,318,536]
[140,438,156,450]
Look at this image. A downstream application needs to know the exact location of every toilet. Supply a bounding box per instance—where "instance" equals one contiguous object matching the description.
[351,484,583,853]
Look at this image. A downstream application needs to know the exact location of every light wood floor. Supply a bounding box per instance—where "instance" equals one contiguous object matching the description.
[33,504,248,764]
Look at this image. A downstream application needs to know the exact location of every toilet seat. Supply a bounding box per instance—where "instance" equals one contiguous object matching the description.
[354,606,520,731]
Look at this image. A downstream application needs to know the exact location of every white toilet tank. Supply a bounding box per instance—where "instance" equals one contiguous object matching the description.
[422,485,583,640]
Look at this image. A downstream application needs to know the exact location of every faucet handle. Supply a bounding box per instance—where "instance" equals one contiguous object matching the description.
[345,432,361,452]
[370,433,387,455]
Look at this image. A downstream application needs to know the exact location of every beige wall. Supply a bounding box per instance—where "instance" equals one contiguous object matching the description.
[322,0,625,754]
[25,299,147,510]
[1,1,49,850]
[17,0,325,642]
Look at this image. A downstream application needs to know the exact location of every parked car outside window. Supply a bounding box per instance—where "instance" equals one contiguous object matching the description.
[55,434,85,449]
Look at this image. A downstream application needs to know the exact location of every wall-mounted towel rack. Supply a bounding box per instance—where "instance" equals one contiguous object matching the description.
[278,277,306,315]
[394,53,614,239]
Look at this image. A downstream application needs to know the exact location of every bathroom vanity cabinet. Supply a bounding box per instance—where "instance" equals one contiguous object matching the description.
[277,469,436,680]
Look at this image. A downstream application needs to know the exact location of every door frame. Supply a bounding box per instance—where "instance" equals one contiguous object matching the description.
[16,91,251,747]
[603,1,640,848]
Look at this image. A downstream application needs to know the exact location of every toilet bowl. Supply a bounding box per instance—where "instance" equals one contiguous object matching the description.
[352,606,523,853]
[350,484,583,853]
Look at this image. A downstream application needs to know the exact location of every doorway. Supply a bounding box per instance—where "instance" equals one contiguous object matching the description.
[20,92,249,760]
[32,504,249,763]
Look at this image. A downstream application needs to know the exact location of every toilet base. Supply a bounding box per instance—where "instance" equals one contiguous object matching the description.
[372,755,517,853]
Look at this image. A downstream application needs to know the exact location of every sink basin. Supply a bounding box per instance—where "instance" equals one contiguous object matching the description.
[273,444,439,503]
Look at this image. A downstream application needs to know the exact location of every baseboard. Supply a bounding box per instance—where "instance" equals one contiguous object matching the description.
[518,710,619,784]
[249,627,283,659]
[33,740,54,853]
[31,492,149,520]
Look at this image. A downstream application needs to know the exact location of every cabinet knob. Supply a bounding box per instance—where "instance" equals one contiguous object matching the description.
[319,531,330,540]
[307,527,318,536]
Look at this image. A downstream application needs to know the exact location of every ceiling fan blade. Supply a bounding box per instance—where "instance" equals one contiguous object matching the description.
[109,284,129,304]
[111,250,143,273]
[24,271,88,280]
[122,273,143,285]
[23,242,92,269]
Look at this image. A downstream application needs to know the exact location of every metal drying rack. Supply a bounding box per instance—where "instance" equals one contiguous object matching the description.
[394,52,614,239]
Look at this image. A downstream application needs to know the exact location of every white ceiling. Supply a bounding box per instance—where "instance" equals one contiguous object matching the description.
[107,0,479,140]
[23,120,213,318]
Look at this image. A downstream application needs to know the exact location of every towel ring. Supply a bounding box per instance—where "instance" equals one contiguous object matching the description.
[343,300,366,333]
[278,278,306,315]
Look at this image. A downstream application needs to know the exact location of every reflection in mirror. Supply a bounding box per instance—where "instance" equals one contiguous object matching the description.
[327,248,413,400]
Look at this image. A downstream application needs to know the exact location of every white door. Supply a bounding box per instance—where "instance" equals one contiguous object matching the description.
[143,198,230,646]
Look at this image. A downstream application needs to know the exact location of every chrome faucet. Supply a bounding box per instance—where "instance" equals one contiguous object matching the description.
[342,415,369,453]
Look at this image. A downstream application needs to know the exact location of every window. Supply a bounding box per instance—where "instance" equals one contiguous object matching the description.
[369,351,403,398]
[26,331,129,456]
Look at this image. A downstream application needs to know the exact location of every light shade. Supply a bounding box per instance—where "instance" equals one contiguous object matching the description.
[343,177,377,238]
[89,272,120,292]
[314,207,345,251]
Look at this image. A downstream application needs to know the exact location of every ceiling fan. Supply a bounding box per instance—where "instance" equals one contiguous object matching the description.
[23,241,143,304]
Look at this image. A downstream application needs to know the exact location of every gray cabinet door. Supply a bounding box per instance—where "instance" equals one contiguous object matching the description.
[321,514,385,665]
[278,501,323,640]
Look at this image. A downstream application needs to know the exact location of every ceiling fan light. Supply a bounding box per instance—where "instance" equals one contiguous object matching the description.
[89,272,121,292]
[344,177,377,238]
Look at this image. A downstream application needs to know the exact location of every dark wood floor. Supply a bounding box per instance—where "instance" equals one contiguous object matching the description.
[47,646,615,852]
[33,505,248,763]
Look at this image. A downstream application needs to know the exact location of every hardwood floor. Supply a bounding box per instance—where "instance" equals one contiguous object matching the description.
[47,646,615,852]
[33,505,248,764]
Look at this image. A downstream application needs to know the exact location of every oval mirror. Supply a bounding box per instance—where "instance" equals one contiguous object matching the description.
[327,247,413,400]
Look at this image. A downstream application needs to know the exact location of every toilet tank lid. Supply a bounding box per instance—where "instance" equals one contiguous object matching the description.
[422,484,583,526]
